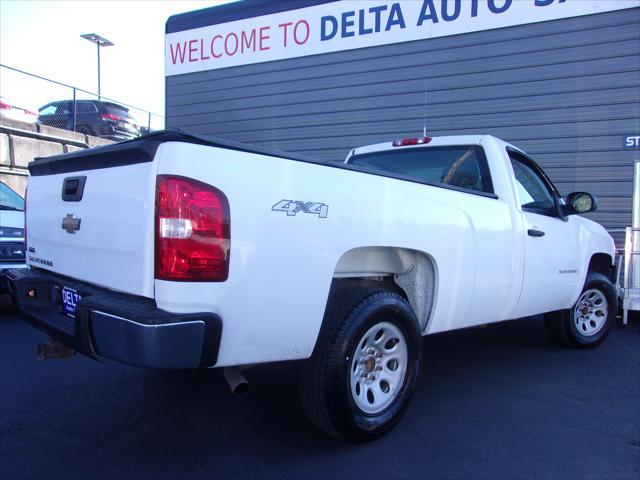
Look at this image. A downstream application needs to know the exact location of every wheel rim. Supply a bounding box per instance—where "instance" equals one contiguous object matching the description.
[349,321,408,415]
[573,289,608,337]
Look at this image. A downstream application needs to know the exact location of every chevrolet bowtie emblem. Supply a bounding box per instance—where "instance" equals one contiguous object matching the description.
[62,214,81,234]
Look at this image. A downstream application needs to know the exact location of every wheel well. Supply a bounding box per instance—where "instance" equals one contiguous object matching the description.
[333,247,436,331]
[588,253,614,281]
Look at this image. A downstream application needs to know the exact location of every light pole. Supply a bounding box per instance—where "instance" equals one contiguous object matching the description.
[80,33,114,100]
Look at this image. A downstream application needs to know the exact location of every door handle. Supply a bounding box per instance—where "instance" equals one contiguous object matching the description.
[61,176,86,202]
[527,229,545,237]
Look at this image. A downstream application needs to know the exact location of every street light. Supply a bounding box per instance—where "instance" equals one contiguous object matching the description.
[80,33,114,99]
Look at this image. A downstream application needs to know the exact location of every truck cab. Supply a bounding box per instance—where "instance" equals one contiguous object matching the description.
[345,135,615,324]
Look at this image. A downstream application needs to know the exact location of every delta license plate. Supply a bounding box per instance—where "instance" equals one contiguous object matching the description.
[61,287,81,319]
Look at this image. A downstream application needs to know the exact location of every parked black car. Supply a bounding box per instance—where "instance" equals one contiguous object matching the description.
[37,100,140,141]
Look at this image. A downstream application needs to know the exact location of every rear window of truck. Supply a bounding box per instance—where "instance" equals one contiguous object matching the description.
[349,145,494,194]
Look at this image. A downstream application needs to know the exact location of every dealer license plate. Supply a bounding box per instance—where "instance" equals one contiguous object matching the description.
[61,287,81,319]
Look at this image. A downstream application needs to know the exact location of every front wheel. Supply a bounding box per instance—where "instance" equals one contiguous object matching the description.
[545,272,616,348]
[299,283,422,442]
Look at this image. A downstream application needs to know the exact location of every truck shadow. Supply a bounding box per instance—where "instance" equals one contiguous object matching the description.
[81,317,556,452]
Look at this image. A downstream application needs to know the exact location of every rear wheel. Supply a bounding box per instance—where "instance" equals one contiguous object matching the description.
[75,125,94,136]
[299,283,422,442]
[545,272,616,348]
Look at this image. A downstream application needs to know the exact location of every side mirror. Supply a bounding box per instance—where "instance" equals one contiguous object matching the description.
[563,192,598,216]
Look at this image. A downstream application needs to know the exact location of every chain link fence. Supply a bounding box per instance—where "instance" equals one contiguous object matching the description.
[0,64,164,140]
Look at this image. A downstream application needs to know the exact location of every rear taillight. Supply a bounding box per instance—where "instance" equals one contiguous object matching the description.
[101,113,121,122]
[0,101,12,110]
[155,175,230,281]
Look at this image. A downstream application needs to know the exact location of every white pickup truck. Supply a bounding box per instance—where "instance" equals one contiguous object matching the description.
[7,130,616,442]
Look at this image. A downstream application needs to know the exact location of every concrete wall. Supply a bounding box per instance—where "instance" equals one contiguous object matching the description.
[0,118,113,196]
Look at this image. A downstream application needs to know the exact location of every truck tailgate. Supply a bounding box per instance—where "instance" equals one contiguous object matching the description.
[27,148,157,297]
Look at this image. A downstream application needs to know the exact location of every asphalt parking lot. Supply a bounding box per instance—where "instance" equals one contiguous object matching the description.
[1,297,638,480]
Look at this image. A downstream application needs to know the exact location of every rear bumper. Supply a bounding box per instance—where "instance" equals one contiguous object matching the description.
[6,268,222,369]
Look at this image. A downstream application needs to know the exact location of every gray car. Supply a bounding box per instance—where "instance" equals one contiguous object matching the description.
[0,182,26,294]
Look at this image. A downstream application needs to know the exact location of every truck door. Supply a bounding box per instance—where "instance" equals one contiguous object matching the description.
[508,150,581,318]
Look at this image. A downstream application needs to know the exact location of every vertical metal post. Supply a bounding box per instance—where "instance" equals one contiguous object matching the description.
[632,162,640,288]
[81,34,113,99]
[72,88,77,131]
[97,43,101,100]
[624,162,640,325]
[633,162,640,230]
[147,112,151,134]
[624,227,631,325]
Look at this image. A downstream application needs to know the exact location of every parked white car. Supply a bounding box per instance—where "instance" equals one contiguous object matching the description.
[7,131,616,441]
[0,96,38,124]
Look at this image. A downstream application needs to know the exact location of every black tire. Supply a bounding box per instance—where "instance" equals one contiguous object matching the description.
[75,125,94,136]
[299,282,422,442]
[544,272,616,348]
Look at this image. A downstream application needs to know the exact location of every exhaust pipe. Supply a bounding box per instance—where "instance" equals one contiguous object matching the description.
[37,337,76,360]
[223,366,249,396]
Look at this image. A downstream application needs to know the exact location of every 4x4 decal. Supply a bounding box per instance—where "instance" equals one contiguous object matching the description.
[272,200,329,219]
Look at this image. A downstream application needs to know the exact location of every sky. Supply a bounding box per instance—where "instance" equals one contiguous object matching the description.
[0,0,231,127]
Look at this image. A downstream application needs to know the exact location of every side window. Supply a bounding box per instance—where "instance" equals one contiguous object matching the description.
[56,102,72,115]
[509,152,557,217]
[39,105,56,115]
[76,102,98,113]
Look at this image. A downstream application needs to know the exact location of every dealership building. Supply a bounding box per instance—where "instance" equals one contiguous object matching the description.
[165,0,640,243]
